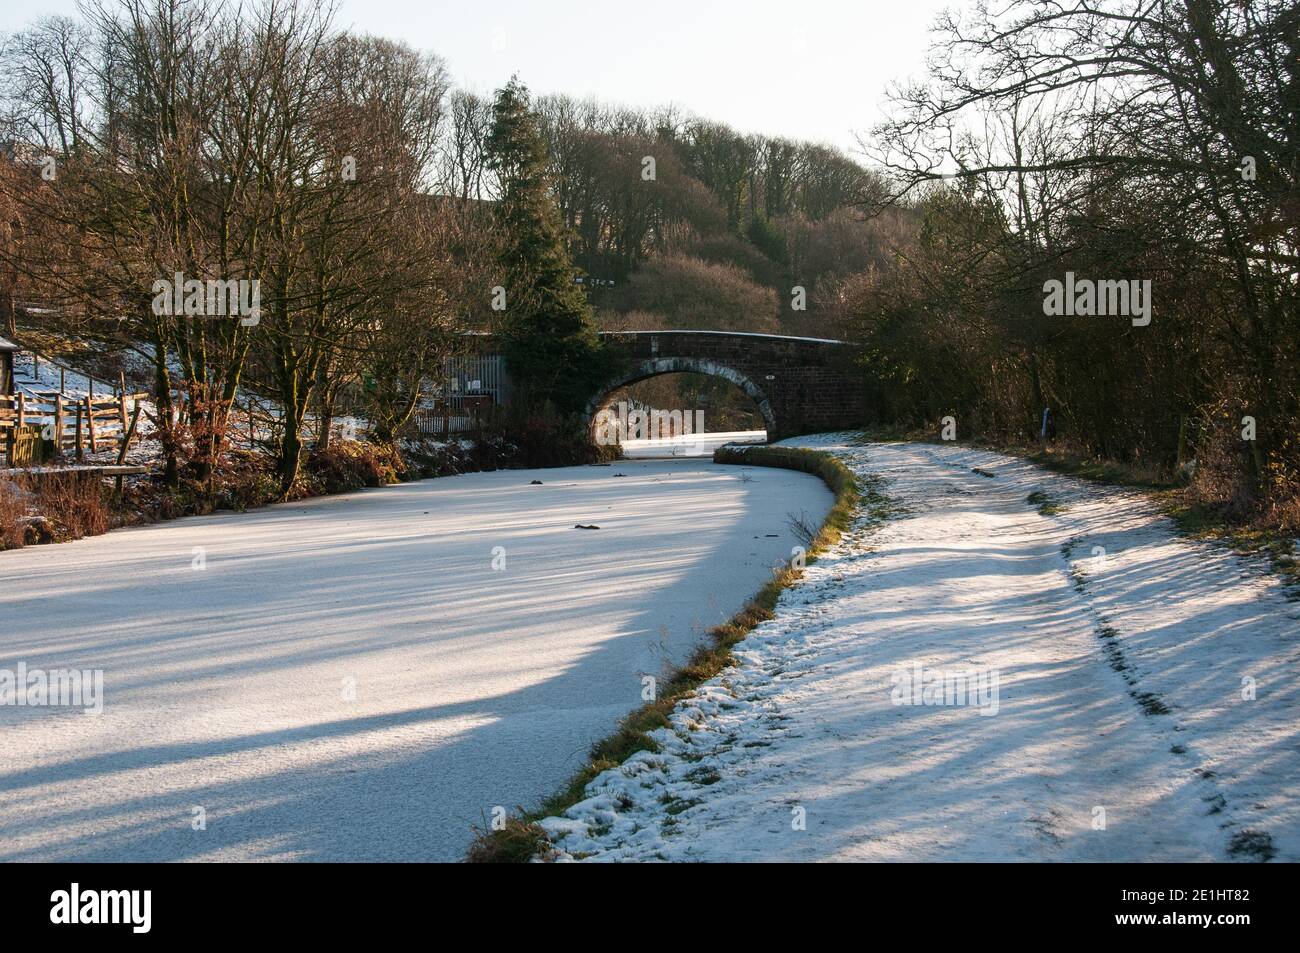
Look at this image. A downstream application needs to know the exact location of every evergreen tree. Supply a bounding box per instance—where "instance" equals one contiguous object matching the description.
[485,77,604,413]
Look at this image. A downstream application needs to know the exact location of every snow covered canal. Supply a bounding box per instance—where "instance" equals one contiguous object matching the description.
[619,430,766,459]
[0,458,832,862]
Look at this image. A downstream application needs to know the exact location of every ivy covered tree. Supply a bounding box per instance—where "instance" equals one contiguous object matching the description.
[485,77,605,414]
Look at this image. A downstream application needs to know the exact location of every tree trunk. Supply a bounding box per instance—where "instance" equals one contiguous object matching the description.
[0,287,14,338]
[315,374,339,451]
[150,332,180,489]
[279,412,304,497]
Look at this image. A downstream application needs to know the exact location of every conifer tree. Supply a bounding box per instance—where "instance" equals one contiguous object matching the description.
[485,77,604,413]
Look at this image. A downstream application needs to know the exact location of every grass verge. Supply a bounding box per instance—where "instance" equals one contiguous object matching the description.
[463,443,860,863]
[1163,500,1299,594]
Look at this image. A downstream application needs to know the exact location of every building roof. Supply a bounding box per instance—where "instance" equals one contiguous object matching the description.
[0,336,18,352]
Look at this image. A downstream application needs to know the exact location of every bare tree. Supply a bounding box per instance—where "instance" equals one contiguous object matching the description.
[0,15,92,157]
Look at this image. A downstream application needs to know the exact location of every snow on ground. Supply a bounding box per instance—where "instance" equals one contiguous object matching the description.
[0,458,831,862]
[7,342,335,465]
[11,350,103,399]
[538,436,1300,862]
[7,348,161,469]
[620,431,767,459]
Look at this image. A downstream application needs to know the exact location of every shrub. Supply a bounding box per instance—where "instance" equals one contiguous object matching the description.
[306,441,407,495]
[0,472,110,548]
[0,478,27,550]
[476,410,618,470]
[38,473,110,541]
[615,253,780,332]
[690,234,784,285]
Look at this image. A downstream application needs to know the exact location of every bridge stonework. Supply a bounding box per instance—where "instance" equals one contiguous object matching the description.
[587,331,866,441]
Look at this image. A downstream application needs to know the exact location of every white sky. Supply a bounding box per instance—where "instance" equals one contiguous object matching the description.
[2,0,955,155]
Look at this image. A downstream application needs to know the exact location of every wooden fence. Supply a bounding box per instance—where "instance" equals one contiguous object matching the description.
[11,347,129,400]
[1,391,148,465]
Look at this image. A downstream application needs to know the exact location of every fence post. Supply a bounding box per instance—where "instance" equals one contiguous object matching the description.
[54,395,65,458]
[75,401,84,461]
[114,402,142,501]
[85,395,98,452]
[16,392,24,429]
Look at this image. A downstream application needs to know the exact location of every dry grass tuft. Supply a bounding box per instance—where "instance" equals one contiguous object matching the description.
[0,472,110,549]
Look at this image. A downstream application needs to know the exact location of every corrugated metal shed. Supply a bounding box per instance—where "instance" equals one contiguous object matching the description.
[0,336,15,396]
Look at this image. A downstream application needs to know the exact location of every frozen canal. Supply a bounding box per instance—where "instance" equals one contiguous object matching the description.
[619,430,767,458]
[0,457,831,861]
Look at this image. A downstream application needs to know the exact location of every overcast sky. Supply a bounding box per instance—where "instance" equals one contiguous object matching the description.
[2,0,955,155]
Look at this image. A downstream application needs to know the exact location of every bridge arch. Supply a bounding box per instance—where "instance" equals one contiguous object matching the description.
[584,356,777,438]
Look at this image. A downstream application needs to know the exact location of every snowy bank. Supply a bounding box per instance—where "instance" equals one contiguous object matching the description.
[536,437,1300,862]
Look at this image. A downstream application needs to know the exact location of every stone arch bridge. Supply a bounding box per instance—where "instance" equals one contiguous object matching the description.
[588,331,864,441]
[454,330,866,441]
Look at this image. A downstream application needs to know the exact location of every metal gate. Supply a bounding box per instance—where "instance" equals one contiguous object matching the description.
[415,353,510,435]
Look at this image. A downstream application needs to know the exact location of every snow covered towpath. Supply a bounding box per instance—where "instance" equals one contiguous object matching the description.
[539,437,1300,862]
